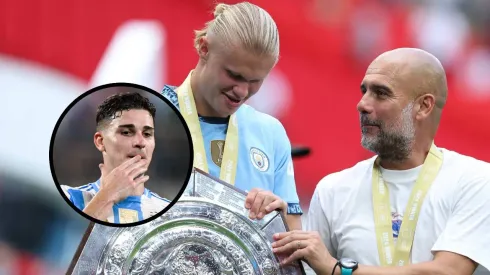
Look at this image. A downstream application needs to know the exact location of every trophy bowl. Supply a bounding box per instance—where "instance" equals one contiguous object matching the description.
[68,169,305,275]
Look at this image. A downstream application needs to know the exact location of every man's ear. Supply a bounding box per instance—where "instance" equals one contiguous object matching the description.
[198,36,210,61]
[415,93,436,121]
[94,132,104,152]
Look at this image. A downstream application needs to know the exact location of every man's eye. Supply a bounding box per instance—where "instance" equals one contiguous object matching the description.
[121,131,130,135]
[144,133,153,137]
[227,70,242,81]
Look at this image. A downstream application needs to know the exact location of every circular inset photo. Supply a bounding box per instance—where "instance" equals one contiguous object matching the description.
[50,83,193,227]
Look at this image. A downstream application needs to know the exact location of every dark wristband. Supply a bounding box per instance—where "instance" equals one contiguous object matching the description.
[331,261,340,275]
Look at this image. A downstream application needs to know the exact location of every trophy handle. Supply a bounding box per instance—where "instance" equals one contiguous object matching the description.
[66,222,96,275]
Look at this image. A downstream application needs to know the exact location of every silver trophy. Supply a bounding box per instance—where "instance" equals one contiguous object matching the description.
[68,168,306,275]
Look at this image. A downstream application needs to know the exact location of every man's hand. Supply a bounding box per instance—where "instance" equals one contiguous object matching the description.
[244,188,287,220]
[271,232,479,275]
[83,156,150,221]
[99,155,150,203]
[271,230,336,275]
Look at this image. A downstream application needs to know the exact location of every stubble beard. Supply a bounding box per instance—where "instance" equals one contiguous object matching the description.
[360,102,416,163]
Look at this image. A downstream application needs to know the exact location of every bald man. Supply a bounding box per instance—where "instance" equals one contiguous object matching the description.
[271,48,490,275]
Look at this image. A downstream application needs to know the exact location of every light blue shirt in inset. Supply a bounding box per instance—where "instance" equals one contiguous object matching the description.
[61,180,170,223]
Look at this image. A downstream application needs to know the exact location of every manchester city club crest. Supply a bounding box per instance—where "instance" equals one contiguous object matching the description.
[250,147,269,172]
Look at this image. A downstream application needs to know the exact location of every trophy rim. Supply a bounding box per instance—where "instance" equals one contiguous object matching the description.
[66,169,305,275]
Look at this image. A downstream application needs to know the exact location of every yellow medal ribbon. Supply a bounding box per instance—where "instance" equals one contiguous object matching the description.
[372,143,443,266]
[176,71,239,185]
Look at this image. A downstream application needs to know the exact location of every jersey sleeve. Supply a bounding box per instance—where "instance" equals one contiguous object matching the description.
[60,185,86,210]
[431,174,490,271]
[271,120,303,215]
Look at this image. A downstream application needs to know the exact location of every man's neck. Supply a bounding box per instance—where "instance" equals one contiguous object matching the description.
[190,68,225,118]
[379,141,432,170]
[134,184,145,197]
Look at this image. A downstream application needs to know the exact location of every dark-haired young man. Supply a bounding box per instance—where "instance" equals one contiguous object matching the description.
[61,92,170,224]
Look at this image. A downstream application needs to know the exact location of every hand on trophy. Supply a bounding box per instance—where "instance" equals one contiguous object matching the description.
[271,230,337,274]
[244,188,287,220]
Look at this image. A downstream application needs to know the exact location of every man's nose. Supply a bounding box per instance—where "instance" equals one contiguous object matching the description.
[357,93,374,114]
[233,82,249,99]
[133,132,147,149]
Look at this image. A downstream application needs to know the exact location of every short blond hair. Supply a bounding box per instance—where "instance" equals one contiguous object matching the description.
[194,2,280,62]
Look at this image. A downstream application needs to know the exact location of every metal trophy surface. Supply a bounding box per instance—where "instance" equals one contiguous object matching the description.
[68,168,306,275]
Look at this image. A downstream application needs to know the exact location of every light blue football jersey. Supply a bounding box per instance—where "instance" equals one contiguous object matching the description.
[162,85,303,215]
[61,180,170,223]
